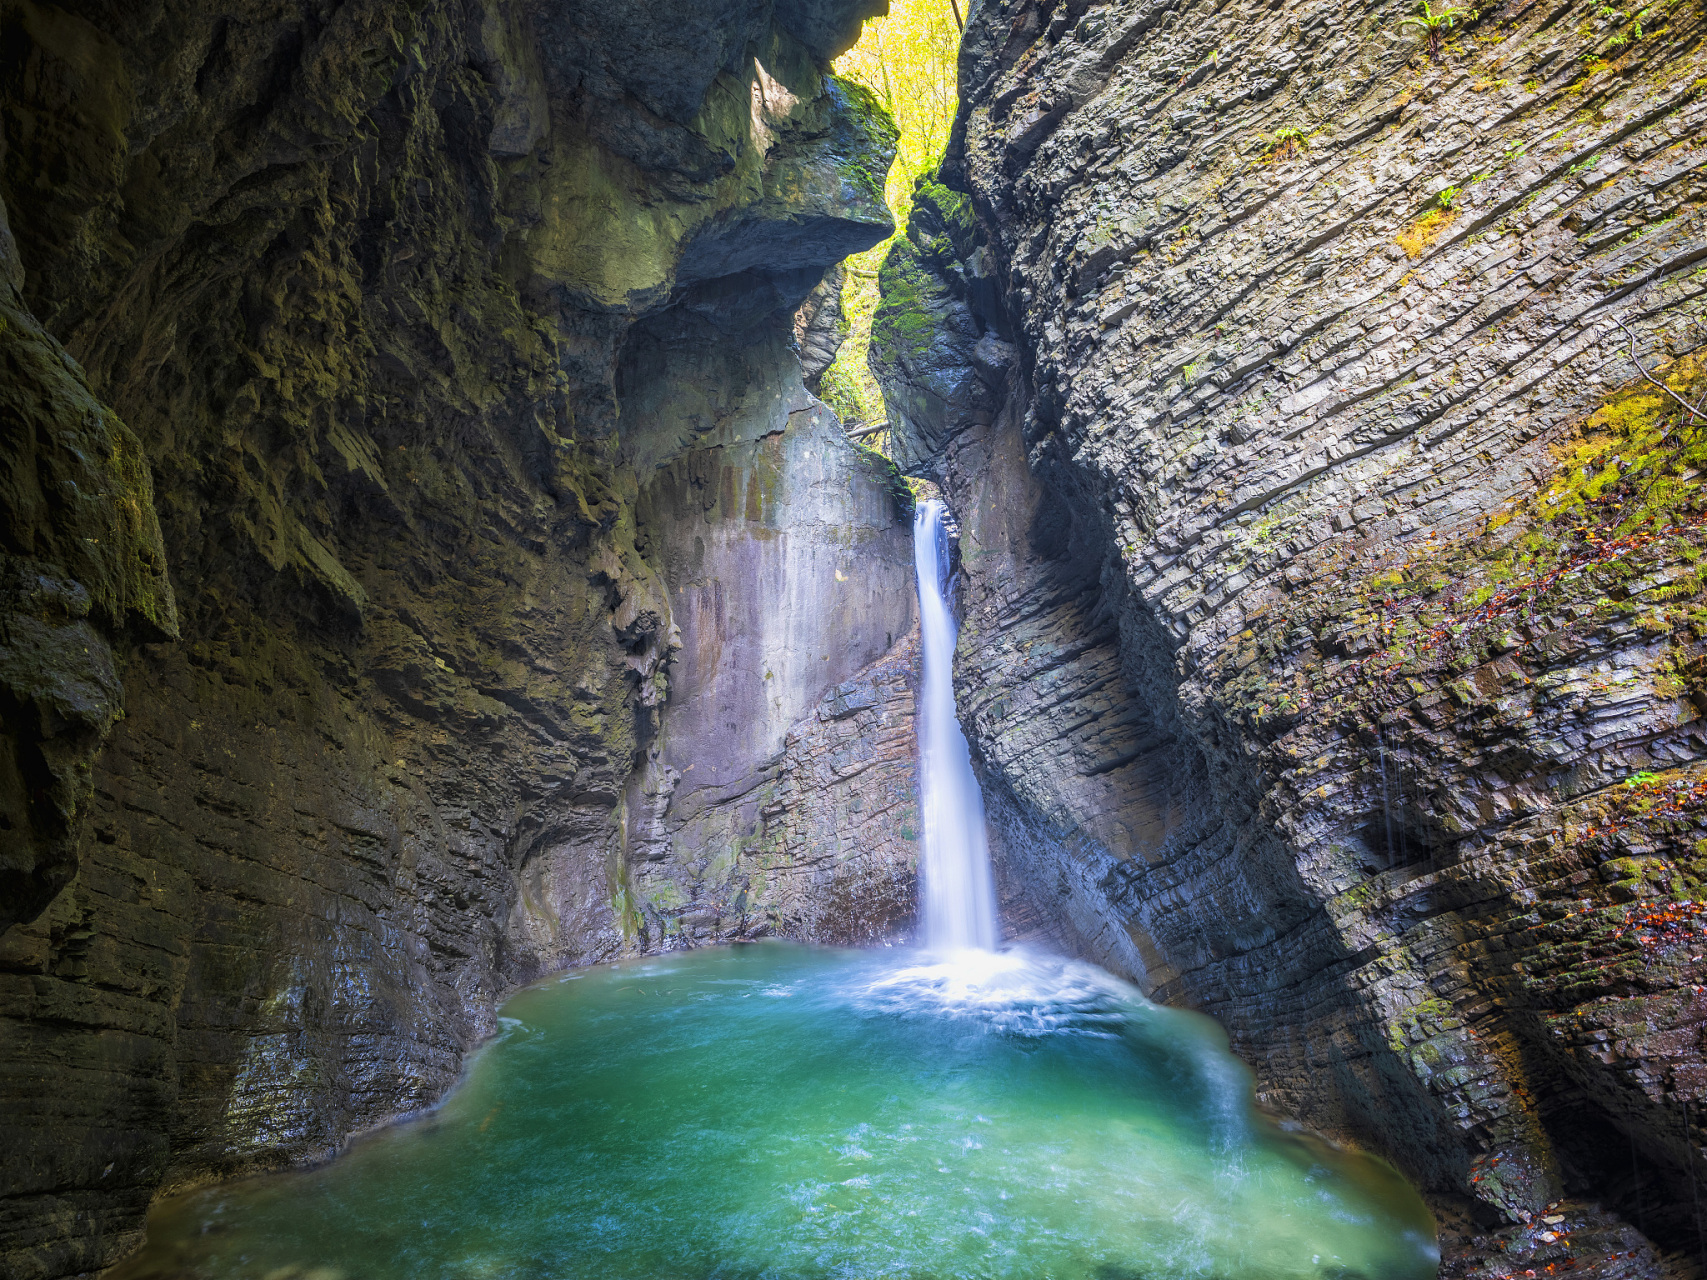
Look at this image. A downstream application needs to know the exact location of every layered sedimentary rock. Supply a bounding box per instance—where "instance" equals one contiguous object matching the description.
[876,0,1707,1266]
[0,1,925,1275]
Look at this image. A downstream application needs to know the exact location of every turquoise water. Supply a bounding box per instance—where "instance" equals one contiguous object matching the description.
[114,945,1437,1280]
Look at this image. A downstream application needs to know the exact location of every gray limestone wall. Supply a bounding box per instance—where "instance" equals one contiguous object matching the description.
[873,0,1707,1270]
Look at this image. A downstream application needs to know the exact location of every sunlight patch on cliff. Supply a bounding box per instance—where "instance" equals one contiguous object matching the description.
[820,0,960,441]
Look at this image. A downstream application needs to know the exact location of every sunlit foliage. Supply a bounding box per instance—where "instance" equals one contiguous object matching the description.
[818,0,961,441]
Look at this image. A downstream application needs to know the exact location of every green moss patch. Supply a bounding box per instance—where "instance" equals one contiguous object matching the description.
[871,236,941,363]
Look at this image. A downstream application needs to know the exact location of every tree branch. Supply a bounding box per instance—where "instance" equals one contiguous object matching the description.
[1614,315,1706,422]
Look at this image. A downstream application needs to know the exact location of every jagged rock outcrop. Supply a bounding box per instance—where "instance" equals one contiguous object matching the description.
[795,262,850,390]
[0,1,918,1276]
[0,240,179,935]
[870,176,1015,473]
[876,0,1707,1268]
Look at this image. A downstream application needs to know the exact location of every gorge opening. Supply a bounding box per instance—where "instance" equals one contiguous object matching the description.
[107,495,1439,1279]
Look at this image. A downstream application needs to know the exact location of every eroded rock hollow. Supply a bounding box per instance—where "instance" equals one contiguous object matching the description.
[871,0,1707,1270]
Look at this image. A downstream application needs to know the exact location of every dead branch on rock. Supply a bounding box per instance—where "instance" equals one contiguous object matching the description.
[1614,315,1707,424]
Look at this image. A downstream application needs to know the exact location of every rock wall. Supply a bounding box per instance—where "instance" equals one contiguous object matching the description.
[0,1,927,1276]
[877,0,1707,1267]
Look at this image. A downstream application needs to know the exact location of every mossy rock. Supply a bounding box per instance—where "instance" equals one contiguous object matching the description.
[872,237,943,364]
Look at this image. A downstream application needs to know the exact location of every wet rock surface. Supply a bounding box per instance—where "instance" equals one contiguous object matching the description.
[0,1,916,1275]
[875,0,1707,1267]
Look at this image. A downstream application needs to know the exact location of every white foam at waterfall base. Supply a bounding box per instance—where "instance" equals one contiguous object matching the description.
[853,945,1134,1037]
[847,946,1254,1148]
[913,499,1000,952]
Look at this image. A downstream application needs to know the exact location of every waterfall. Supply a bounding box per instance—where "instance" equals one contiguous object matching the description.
[912,499,1000,952]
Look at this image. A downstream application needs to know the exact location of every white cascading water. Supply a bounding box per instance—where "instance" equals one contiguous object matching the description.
[913,499,1000,952]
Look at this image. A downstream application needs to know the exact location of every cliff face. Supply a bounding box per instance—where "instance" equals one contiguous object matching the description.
[877,0,1707,1266]
[0,1,925,1275]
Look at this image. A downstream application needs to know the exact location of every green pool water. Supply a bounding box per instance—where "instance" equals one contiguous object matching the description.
[113,944,1437,1280]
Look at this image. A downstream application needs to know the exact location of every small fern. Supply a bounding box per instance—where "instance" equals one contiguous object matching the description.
[1263,126,1309,160]
[1400,0,1478,57]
